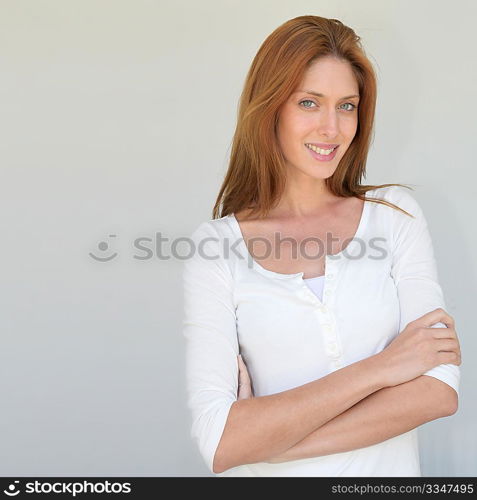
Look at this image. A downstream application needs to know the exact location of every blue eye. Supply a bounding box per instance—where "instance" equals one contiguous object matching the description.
[340,102,357,112]
[299,99,316,109]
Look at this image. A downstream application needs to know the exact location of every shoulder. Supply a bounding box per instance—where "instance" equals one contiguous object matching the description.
[186,216,238,273]
[368,185,423,219]
[188,215,233,241]
[183,216,237,282]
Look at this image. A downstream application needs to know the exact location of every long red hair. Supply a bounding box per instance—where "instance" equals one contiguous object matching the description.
[212,15,413,219]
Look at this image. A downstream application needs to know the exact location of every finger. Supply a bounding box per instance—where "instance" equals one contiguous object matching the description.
[238,355,251,384]
[237,355,254,399]
[436,350,461,366]
[435,338,460,353]
[426,327,457,339]
[238,385,253,400]
[417,308,455,329]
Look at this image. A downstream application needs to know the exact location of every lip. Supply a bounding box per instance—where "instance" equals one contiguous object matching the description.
[305,144,339,162]
[305,143,339,149]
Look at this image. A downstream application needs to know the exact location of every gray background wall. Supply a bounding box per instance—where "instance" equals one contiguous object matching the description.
[0,0,475,476]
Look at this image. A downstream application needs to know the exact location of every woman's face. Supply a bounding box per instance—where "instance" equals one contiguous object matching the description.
[276,56,360,181]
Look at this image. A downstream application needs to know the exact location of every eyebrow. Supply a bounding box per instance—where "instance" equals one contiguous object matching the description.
[297,90,360,100]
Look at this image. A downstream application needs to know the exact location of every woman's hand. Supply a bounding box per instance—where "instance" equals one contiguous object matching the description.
[237,354,254,400]
[376,308,462,387]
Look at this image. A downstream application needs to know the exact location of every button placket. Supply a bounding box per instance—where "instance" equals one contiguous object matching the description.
[323,259,344,367]
[325,333,341,358]
[322,256,336,305]
[300,257,344,365]
[319,298,341,360]
[319,310,340,358]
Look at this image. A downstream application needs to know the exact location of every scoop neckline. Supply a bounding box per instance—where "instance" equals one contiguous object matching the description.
[226,192,374,280]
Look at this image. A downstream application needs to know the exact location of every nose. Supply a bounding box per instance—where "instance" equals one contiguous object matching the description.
[317,106,339,138]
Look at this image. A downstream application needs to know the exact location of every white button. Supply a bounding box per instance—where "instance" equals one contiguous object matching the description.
[328,350,339,358]
[324,289,331,295]
[323,324,333,332]
[328,273,334,280]
[328,342,341,356]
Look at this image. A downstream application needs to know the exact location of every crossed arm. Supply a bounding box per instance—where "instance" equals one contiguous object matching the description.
[266,374,457,463]
[237,355,457,463]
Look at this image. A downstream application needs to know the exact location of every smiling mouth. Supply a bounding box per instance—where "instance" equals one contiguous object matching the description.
[304,143,339,155]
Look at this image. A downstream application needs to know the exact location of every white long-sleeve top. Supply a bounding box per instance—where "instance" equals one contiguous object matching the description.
[182,185,460,477]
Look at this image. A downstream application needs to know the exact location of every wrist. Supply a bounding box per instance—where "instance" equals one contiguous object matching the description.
[362,352,390,391]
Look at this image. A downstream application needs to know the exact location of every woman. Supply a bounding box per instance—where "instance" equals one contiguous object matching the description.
[182,15,461,477]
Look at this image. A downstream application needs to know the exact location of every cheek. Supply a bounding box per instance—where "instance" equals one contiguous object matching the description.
[278,114,308,146]
[341,115,358,139]
[288,117,315,148]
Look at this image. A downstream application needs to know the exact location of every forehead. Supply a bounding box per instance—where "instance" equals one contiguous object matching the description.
[297,57,358,94]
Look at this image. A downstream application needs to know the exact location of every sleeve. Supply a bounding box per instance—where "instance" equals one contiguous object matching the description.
[389,187,460,396]
[181,221,239,473]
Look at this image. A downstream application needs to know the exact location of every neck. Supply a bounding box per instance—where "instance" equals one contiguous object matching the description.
[273,177,338,218]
